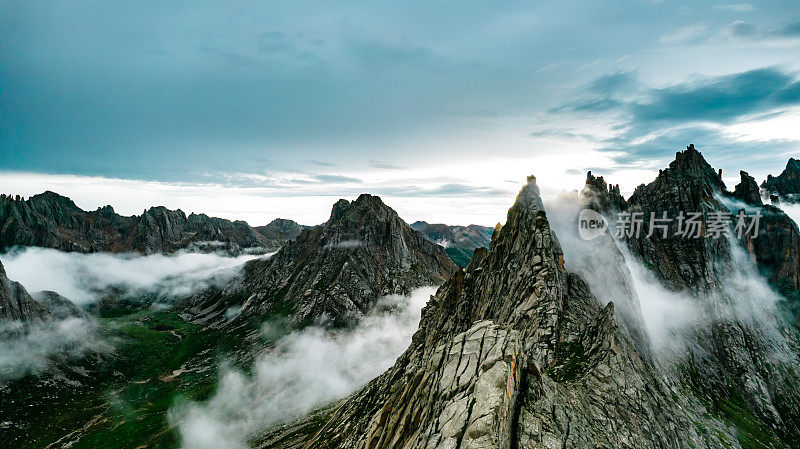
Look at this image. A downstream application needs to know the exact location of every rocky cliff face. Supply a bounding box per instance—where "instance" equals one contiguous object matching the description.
[278,176,732,449]
[189,194,456,327]
[0,191,273,254]
[620,147,800,445]
[259,148,800,449]
[582,146,800,446]
[583,170,626,213]
[30,291,86,321]
[624,145,729,292]
[762,158,800,202]
[732,171,763,206]
[410,221,494,267]
[0,261,51,328]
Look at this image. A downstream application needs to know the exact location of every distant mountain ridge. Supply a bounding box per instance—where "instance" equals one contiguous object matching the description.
[253,218,308,242]
[0,191,301,254]
[410,221,493,266]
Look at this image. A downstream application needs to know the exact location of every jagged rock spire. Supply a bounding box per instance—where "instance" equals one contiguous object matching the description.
[285,175,724,449]
[731,170,763,205]
[762,157,800,201]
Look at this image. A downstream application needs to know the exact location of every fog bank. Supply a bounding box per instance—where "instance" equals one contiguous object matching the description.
[0,247,265,305]
[170,287,435,449]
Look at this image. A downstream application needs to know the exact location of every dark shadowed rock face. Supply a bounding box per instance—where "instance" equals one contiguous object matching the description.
[625,145,730,292]
[263,176,733,449]
[762,158,800,202]
[0,262,86,330]
[732,170,763,205]
[190,194,456,327]
[410,221,494,267]
[0,262,51,327]
[585,147,800,446]
[583,170,626,213]
[0,191,273,254]
[30,291,85,320]
[743,206,800,308]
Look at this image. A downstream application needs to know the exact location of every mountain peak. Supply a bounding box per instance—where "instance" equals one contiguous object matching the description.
[215,194,455,326]
[298,174,723,448]
[513,174,546,211]
[583,170,625,213]
[666,144,726,190]
[732,170,763,205]
[629,144,725,213]
[763,156,800,201]
[328,194,392,223]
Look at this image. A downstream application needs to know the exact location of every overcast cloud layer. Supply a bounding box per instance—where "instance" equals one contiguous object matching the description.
[2,0,799,224]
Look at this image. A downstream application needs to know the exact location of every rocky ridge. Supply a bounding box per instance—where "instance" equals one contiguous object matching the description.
[0,261,51,328]
[0,191,275,254]
[264,175,734,449]
[187,194,456,327]
[410,221,494,267]
[762,158,800,202]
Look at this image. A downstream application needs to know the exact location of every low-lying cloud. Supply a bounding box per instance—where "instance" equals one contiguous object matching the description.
[545,194,794,354]
[170,287,435,449]
[0,247,266,305]
[0,317,109,380]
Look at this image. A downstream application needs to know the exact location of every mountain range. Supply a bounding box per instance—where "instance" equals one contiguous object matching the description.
[259,146,800,449]
[0,191,304,254]
[410,221,494,267]
[2,146,800,448]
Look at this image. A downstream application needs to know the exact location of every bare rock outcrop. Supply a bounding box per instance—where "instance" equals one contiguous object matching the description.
[762,158,800,202]
[731,170,763,205]
[0,261,51,328]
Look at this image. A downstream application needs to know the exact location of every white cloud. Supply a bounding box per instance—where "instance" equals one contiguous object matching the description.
[170,287,435,449]
[0,145,626,227]
[0,317,109,380]
[0,247,264,305]
[713,3,755,12]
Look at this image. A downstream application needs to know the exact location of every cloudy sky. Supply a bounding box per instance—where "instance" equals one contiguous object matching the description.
[2,0,799,225]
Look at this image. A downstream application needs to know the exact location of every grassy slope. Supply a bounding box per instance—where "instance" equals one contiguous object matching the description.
[0,310,260,449]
